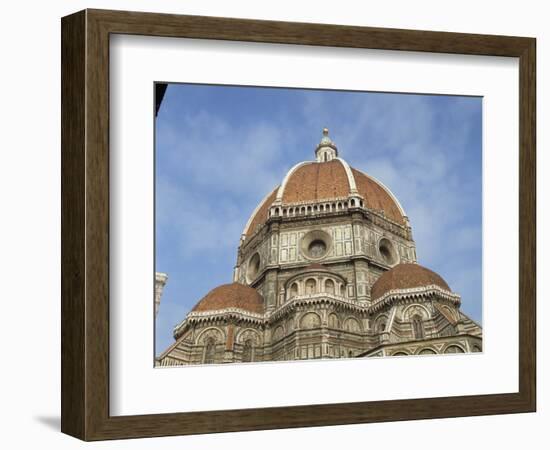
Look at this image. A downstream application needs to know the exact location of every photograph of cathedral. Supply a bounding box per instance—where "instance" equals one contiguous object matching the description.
[154,84,482,366]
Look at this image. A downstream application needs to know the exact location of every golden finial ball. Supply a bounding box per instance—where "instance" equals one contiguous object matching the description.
[322,127,329,136]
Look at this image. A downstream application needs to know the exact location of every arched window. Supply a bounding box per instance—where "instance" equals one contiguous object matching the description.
[290,282,298,299]
[444,345,465,354]
[419,348,436,355]
[325,279,335,294]
[300,312,321,329]
[305,278,316,295]
[242,339,254,362]
[203,338,216,364]
[377,321,387,333]
[273,326,284,342]
[344,317,361,333]
[412,315,424,339]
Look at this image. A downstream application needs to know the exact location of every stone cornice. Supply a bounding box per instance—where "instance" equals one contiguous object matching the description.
[173,308,265,338]
[277,195,351,208]
[269,293,366,322]
[239,198,411,253]
[173,286,461,338]
[187,308,265,321]
[370,285,461,314]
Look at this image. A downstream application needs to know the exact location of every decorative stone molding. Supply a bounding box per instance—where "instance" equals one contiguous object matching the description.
[196,327,225,345]
[370,285,461,313]
[173,308,266,339]
[237,328,262,345]
[334,157,358,194]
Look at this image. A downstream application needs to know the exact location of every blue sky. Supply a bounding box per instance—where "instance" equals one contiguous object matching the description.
[155,84,482,355]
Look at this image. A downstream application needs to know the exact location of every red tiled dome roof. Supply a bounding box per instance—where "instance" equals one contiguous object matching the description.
[243,159,406,239]
[351,168,405,224]
[191,283,264,314]
[282,160,350,203]
[371,263,452,300]
[244,188,278,239]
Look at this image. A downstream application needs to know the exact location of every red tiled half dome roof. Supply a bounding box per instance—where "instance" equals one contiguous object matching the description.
[371,263,452,300]
[191,283,264,314]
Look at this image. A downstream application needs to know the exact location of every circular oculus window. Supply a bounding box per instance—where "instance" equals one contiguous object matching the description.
[246,252,261,283]
[308,239,327,258]
[378,238,397,265]
[301,230,332,260]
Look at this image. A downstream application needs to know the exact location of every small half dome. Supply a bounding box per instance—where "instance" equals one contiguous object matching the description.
[191,283,264,314]
[371,263,452,300]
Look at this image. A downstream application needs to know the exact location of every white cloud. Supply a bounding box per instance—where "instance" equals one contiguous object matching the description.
[158,110,286,198]
[157,178,246,256]
[156,108,298,258]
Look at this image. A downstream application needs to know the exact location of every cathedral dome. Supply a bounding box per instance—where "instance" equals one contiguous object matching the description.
[191,283,264,314]
[242,129,407,240]
[371,263,452,301]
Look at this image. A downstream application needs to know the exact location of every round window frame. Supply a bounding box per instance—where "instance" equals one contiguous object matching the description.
[378,237,398,266]
[246,252,261,283]
[300,229,332,261]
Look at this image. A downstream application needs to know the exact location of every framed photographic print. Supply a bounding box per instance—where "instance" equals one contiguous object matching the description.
[61,9,536,441]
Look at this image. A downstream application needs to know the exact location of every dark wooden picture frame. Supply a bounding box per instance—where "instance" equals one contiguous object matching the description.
[61,9,536,441]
